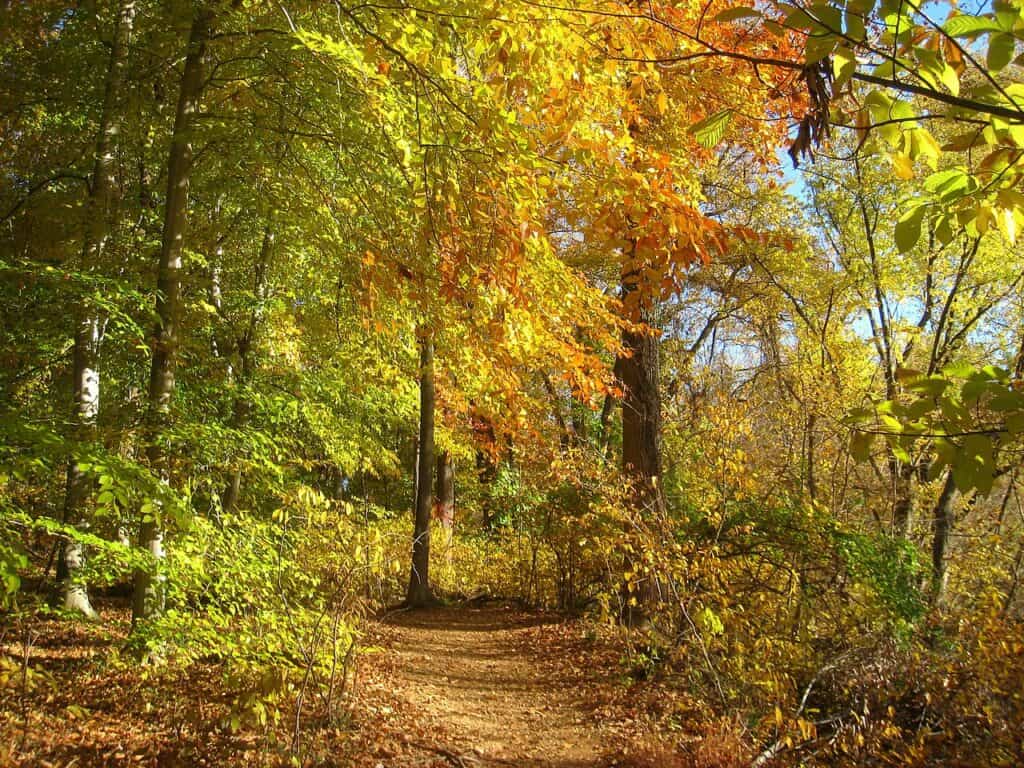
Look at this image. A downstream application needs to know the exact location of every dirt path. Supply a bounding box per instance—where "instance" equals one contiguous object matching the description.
[378,604,616,767]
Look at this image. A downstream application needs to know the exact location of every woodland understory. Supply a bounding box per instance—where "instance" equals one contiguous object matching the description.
[2,0,1024,766]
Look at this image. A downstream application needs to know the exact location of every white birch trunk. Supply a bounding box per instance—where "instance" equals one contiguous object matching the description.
[59,0,136,618]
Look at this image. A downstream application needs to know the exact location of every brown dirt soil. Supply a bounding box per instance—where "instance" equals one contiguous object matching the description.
[376,603,616,767]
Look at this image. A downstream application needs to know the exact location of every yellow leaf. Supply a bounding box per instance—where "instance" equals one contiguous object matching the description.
[998,206,1019,243]
[915,128,941,169]
[891,152,914,179]
[975,203,993,234]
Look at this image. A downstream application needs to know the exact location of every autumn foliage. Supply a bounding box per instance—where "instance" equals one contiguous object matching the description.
[3,0,1024,766]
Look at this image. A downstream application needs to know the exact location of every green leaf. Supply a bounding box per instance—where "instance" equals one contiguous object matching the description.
[942,14,1003,38]
[1006,411,1024,435]
[783,7,817,30]
[895,367,923,382]
[924,168,976,202]
[806,32,838,64]
[844,9,867,41]
[688,109,733,148]
[961,378,990,404]
[990,390,1024,411]
[895,204,926,253]
[907,376,950,397]
[939,395,970,429]
[714,7,762,22]
[905,397,935,420]
[942,131,985,151]
[850,430,874,461]
[939,63,960,96]
[942,360,976,379]
[697,605,725,635]
[879,413,903,433]
[953,434,996,495]
[832,46,857,89]
[987,33,1016,71]
[888,436,911,463]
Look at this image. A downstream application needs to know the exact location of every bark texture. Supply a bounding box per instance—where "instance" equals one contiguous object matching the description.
[59,0,136,618]
[133,8,211,626]
[930,470,958,605]
[618,286,665,515]
[891,460,915,538]
[434,450,455,530]
[473,412,498,529]
[617,268,666,626]
[406,336,436,608]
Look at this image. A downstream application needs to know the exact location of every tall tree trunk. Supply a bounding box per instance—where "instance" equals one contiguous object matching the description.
[406,334,436,608]
[435,449,455,575]
[59,317,102,619]
[58,0,136,619]
[930,470,958,605]
[617,267,665,625]
[891,460,915,538]
[618,298,665,510]
[473,411,498,529]
[133,8,211,627]
[434,450,455,530]
[222,226,272,513]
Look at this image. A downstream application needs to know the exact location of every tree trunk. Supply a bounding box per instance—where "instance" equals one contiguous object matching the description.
[406,334,436,608]
[891,460,915,538]
[435,449,455,576]
[473,412,498,529]
[434,450,455,529]
[618,296,665,512]
[614,325,663,512]
[59,318,102,619]
[222,226,272,513]
[930,469,958,605]
[58,0,136,619]
[617,268,665,626]
[133,8,211,627]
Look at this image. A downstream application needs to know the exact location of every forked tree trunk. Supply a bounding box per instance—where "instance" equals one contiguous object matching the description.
[133,8,212,627]
[59,0,136,619]
[406,335,436,608]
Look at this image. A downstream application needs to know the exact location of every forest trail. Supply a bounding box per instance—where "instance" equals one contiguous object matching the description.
[378,605,615,767]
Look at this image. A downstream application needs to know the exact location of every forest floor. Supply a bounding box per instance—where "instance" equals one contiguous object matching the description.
[373,603,626,766]
[1,599,702,767]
